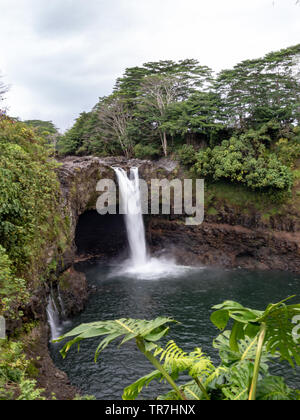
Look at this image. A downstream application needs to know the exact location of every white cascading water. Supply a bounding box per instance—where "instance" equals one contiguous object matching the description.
[46,295,62,341]
[114,167,148,267]
[46,289,70,342]
[113,167,192,280]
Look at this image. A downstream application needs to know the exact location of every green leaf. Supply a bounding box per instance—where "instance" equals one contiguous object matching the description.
[229,321,245,352]
[212,298,300,368]
[122,370,162,400]
[210,309,230,330]
[56,317,175,360]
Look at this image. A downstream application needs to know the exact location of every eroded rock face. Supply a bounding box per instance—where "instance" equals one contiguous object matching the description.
[57,267,88,317]
[148,218,300,272]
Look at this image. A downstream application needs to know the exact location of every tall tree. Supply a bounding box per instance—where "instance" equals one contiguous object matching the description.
[115,59,212,103]
[137,74,183,156]
[96,94,134,158]
[127,60,213,156]
[216,44,300,130]
[57,111,92,155]
[163,91,226,144]
[24,120,60,148]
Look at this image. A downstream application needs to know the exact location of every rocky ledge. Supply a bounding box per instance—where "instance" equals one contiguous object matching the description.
[148,218,300,272]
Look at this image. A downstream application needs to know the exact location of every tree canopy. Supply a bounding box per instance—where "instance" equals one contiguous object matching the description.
[57,44,300,195]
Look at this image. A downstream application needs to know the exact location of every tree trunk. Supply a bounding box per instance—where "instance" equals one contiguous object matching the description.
[162,131,168,157]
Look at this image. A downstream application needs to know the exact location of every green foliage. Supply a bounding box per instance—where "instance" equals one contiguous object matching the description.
[23,120,60,149]
[177,144,197,166]
[211,297,300,366]
[134,143,160,160]
[23,120,58,136]
[123,342,214,400]
[0,339,45,400]
[256,376,300,401]
[57,112,91,155]
[0,245,28,317]
[275,135,300,167]
[56,317,175,361]
[193,129,294,192]
[16,379,45,400]
[57,44,300,163]
[0,118,64,316]
[215,45,300,129]
[57,297,300,401]
[73,394,97,400]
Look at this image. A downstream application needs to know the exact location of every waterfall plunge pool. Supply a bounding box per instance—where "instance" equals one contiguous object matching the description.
[49,262,300,400]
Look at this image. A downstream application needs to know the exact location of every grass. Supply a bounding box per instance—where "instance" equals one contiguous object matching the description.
[205,181,285,215]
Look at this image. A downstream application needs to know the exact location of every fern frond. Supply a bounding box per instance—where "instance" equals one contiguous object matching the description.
[158,379,212,401]
[188,348,215,378]
[122,340,217,400]
[205,366,228,388]
[154,340,214,379]
[154,340,189,372]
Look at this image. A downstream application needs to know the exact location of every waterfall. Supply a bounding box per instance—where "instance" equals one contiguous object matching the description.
[114,167,148,267]
[46,295,62,341]
[46,286,71,342]
[112,166,190,280]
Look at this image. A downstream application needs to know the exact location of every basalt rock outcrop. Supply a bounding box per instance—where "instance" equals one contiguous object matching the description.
[148,218,300,272]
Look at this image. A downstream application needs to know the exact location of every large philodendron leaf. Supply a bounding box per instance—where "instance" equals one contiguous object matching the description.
[211,297,300,367]
[122,370,162,400]
[256,301,300,366]
[221,362,254,401]
[54,317,176,360]
[213,331,275,370]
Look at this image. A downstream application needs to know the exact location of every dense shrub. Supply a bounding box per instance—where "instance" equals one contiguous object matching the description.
[275,136,300,168]
[193,132,294,192]
[0,245,28,317]
[0,339,45,400]
[177,144,197,166]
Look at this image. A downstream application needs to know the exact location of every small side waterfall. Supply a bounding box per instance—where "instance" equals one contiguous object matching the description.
[114,167,148,267]
[46,288,70,342]
[46,295,61,341]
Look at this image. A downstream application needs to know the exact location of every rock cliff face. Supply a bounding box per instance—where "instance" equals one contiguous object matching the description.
[56,156,300,274]
[148,219,300,272]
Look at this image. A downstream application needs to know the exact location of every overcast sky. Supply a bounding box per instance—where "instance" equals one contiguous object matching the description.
[0,0,299,132]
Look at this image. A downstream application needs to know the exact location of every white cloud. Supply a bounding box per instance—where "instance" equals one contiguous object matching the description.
[0,0,299,131]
